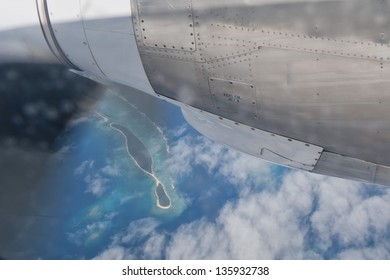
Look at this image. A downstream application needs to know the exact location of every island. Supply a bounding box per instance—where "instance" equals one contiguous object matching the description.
[110,123,171,209]
[156,183,171,209]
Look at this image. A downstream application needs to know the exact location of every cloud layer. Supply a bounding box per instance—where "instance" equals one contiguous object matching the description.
[166,171,390,259]
[94,129,390,260]
[74,159,120,197]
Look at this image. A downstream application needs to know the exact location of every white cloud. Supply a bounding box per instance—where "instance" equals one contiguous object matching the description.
[94,246,128,260]
[120,218,160,244]
[68,221,110,246]
[52,145,73,162]
[85,174,108,197]
[172,124,188,138]
[105,211,120,220]
[167,133,272,187]
[337,246,390,260]
[164,171,390,259]
[101,164,120,176]
[310,179,390,256]
[142,233,167,259]
[94,218,163,260]
[74,159,121,198]
[74,160,95,176]
[166,171,314,259]
[166,136,195,179]
[66,116,91,128]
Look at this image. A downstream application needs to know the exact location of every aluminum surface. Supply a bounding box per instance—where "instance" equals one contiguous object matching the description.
[209,77,259,118]
[132,0,390,170]
[44,0,155,95]
[137,0,196,51]
[79,0,155,94]
[182,106,323,171]
[36,0,78,68]
[46,0,104,75]
[314,152,390,186]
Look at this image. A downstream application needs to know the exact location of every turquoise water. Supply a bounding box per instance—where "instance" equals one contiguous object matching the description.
[36,91,187,259]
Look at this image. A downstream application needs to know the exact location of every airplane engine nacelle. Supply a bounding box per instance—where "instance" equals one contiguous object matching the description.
[35,0,155,95]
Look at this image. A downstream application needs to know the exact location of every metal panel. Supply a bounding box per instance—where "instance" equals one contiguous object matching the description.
[375,166,390,186]
[80,0,134,34]
[133,0,390,170]
[314,152,377,183]
[79,0,155,95]
[314,152,390,186]
[84,30,155,95]
[46,0,103,75]
[137,0,196,51]
[145,55,209,109]
[209,77,258,118]
[182,107,323,171]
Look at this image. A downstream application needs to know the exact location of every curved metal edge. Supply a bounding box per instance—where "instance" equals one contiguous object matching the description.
[180,104,323,171]
[36,0,80,70]
[313,151,390,187]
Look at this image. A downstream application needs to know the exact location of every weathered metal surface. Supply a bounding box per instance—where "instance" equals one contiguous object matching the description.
[137,0,196,51]
[209,77,259,118]
[132,0,390,171]
[46,0,103,75]
[45,0,155,94]
[314,152,390,186]
[182,106,323,171]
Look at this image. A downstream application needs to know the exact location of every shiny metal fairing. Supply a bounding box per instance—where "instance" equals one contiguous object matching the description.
[36,0,79,68]
[37,0,155,94]
[182,106,323,171]
[129,0,390,185]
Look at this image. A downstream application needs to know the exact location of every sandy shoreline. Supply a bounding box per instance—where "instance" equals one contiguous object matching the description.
[109,122,172,209]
